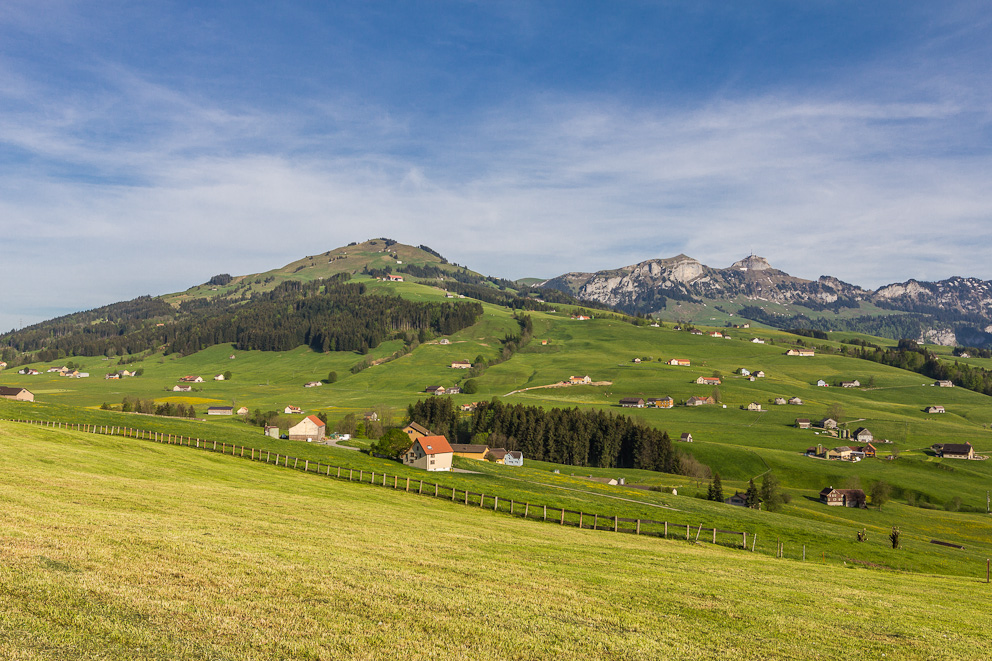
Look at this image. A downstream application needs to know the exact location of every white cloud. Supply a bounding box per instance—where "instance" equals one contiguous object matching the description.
[2,51,992,332]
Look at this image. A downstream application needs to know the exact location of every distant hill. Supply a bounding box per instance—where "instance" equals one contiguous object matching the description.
[537,254,992,347]
[0,238,604,363]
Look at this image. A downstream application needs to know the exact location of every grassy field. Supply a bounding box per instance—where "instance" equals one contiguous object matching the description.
[2,423,991,660]
[4,279,992,583]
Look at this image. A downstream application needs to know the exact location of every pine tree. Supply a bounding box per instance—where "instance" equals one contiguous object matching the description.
[710,472,724,502]
[760,472,783,511]
[745,478,760,509]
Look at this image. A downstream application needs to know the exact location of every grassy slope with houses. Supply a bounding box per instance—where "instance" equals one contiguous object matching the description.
[2,423,990,661]
[3,269,992,576]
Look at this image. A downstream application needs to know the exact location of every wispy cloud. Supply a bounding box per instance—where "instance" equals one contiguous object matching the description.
[2,3,992,332]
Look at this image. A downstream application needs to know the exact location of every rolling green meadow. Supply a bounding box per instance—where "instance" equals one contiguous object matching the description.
[2,423,991,660]
[3,271,992,658]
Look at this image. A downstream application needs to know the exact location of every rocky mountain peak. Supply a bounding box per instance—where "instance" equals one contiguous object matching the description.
[730,255,772,272]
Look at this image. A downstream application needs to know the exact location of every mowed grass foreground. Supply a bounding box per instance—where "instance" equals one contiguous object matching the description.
[2,423,990,661]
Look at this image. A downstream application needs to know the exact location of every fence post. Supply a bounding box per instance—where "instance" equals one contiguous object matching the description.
[543,505,547,521]
[560,508,564,524]
[524,503,529,518]
[594,514,598,530]
[636,520,641,535]
[371,472,374,483]
[743,532,746,549]
[480,495,485,508]
[434,483,438,497]
[337,467,341,478]
[686,524,690,540]
[803,545,806,561]
[712,528,716,544]
[579,512,583,528]
[349,469,353,480]
[495,496,499,511]
[419,480,424,495]
[394,476,398,489]
[406,477,410,491]
[614,516,618,533]
[267,450,271,462]
[305,460,309,472]
[464,490,469,505]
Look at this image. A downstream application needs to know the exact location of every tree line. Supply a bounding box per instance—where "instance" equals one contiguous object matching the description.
[407,397,685,474]
[1,276,482,360]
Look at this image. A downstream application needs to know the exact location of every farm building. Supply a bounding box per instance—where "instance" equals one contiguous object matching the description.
[840,380,860,388]
[725,492,760,509]
[795,418,811,429]
[820,418,838,429]
[450,360,472,369]
[619,397,645,408]
[853,427,873,442]
[179,375,204,383]
[426,385,447,395]
[173,385,192,392]
[207,406,233,415]
[304,381,323,388]
[504,451,524,466]
[450,444,489,461]
[786,349,815,357]
[237,406,249,415]
[403,422,432,440]
[487,448,507,464]
[568,375,592,384]
[284,406,303,414]
[686,396,713,407]
[696,376,721,386]
[264,425,280,438]
[403,435,454,471]
[788,397,803,405]
[925,405,945,414]
[819,487,867,508]
[668,359,690,366]
[935,380,954,387]
[774,397,787,405]
[647,397,675,409]
[937,443,975,459]
[288,415,325,442]
[0,387,34,402]
[213,374,225,381]
[679,433,693,442]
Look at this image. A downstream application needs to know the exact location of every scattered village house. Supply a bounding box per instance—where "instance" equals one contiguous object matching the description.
[237,406,249,415]
[386,274,404,282]
[403,435,454,471]
[207,406,233,415]
[647,396,675,409]
[487,448,507,464]
[0,387,34,402]
[568,375,592,384]
[725,492,760,509]
[819,487,867,508]
[264,425,280,438]
[402,422,432,440]
[679,432,693,442]
[754,371,765,378]
[285,405,303,414]
[450,444,489,461]
[788,396,803,405]
[173,385,192,392]
[685,396,713,407]
[667,358,690,366]
[925,405,945,414]
[745,402,762,411]
[840,380,860,388]
[937,443,975,459]
[503,450,524,466]
[795,418,811,429]
[853,427,873,443]
[774,397,787,405]
[179,375,204,383]
[619,397,645,408]
[450,360,472,369]
[288,415,326,442]
[363,411,378,422]
[816,379,828,387]
[820,417,838,429]
[786,348,815,357]
[935,380,954,387]
[305,381,322,388]
[426,385,447,395]
[696,376,721,385]
[213,373,225,381]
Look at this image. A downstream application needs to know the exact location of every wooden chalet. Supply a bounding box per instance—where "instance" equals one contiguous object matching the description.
[819,487,867,508]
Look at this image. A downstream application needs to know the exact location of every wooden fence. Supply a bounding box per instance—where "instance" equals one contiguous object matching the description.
[3,417,756,551]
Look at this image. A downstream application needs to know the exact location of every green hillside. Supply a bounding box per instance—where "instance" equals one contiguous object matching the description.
[2,423,990,660]
[3,247,992,586]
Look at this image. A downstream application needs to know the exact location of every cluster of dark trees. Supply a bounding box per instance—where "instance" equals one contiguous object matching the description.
[406,397,684,473]
[1,276,482,360]
[208,274,233,286]
[105,396,196,418]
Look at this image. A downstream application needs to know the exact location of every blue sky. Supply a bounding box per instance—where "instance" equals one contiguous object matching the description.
[2,1,991,331]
